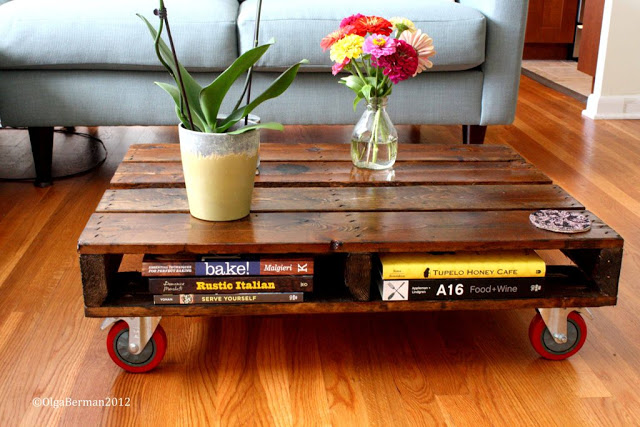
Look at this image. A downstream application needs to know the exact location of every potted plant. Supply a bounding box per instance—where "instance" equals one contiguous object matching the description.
[138,1,306,221]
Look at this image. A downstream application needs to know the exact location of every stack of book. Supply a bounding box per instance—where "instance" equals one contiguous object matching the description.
[378,250,546,301]
[143,254,314,305]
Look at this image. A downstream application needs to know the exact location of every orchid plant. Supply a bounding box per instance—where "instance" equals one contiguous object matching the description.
[321,14,436,110]
[138,1,306,134]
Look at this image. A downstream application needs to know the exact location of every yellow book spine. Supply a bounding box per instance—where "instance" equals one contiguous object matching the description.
[381,253,546,280]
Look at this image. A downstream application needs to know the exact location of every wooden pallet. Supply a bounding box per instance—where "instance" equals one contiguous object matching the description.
[78,143,623,317]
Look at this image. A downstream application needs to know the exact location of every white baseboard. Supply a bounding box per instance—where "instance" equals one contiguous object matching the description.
[583,94,640,119]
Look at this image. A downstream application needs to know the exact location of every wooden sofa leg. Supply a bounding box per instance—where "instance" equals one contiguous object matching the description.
[28,127,54,187]
[462,125,487,145]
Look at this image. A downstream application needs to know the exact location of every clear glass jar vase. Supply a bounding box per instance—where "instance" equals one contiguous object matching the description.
[350,97,398,170]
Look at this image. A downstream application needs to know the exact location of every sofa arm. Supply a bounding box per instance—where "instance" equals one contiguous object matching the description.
[458,0,529,125]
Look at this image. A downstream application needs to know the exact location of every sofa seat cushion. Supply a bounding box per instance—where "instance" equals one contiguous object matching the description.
[238,0,486,72]
[0,0,239,71]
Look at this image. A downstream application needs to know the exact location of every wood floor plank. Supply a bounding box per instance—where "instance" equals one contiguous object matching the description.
[315,315,372,425]
[97,185,583,213]
[284,316,332,426]
[367,316,448,425]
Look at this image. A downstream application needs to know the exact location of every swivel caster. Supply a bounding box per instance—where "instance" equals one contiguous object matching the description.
[529,310,587,360]
[104,319,167,373]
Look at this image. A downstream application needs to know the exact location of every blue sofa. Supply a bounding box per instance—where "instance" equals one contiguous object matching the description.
[0,0,529,185]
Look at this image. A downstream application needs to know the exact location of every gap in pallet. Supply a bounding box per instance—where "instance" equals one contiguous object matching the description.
[536,249,577,266]
[118,254,143,272]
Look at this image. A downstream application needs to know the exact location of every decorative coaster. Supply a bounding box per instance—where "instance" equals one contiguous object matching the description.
[529,210,591,233]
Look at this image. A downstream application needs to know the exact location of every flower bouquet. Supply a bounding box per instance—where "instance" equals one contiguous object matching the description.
[322,15,435,169]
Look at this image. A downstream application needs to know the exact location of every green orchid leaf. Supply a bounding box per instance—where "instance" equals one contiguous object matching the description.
[227,122,284,135]
[200,41,273,130]
[155,82,210,132]
[138,14,176,75]
[139,14,207,131]
[218,59,307,132]
[174,105,193,131]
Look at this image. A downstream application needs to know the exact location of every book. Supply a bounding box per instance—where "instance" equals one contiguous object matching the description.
[148,275,313,294]
[380,277,545,301]
[379,250,546,280]
[142,254,314,277]
[153,292,304,305]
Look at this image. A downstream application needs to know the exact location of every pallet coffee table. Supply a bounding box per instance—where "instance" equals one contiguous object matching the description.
[78,142,623,372]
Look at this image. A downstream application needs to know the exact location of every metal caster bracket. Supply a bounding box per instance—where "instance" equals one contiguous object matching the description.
[537,307,593,344]
[101,317,162,355]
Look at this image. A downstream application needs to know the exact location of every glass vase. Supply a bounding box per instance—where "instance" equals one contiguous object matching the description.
[350,97,398,170]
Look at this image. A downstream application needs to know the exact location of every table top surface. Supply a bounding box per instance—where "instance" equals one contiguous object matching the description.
[77,143,623,255]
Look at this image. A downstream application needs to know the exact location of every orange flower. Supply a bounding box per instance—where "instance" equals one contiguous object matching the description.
[353,16,393,37]
[321,25,356,51]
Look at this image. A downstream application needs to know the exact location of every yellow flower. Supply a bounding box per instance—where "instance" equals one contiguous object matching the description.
[390,17,416,33]
[330,34,365,63]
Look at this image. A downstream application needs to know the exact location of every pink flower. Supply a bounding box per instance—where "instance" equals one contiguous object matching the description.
[372,40,418,84]
[332,58,350,75]
[362,34,397,58]
[340,13,364,28]
[399,29,436,75]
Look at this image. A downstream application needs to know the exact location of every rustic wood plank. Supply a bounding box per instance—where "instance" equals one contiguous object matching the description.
[79,254,122,307]
[96,185,584,213]
[84,294,617,318]
[344,254,372,301]
[123,143,523,163]
[110,161,551,189]
[77,210,622,255]
[562,247,624,297]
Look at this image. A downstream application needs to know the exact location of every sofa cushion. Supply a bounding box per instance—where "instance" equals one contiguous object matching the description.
[0,0,239,71]
[237,0,486,72]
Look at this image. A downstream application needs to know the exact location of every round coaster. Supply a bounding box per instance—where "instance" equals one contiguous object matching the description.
[529,210,591,233]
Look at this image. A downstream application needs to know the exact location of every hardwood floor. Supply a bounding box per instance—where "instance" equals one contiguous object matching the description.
[1,75,640,425]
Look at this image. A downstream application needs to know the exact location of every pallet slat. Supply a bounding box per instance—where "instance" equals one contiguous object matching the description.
[110,161,551,188]
[97,185,584,213]
[85,294,617,318]
[123,143,524,163]
[78,210,622,255]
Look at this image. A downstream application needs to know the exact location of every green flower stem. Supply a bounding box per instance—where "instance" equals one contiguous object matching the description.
[372,106,381,164]
[351,60,367,86]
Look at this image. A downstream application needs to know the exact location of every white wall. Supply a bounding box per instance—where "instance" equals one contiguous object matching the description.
[583,0,640,119]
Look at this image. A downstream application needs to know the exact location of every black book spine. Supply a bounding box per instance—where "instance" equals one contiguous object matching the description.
[380,277,545,301]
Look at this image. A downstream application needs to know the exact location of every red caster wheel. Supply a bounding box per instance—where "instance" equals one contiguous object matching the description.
[529,311,587,360]
[106,321,167,373]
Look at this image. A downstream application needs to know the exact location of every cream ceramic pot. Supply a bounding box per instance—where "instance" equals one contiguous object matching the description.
[178,123,259,221]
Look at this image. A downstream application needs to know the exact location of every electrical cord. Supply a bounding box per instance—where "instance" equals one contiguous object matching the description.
[0,126,108,182]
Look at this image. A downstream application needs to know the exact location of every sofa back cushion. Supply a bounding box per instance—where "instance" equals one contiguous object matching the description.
[237,0,485,72]
[0,0,239,71]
